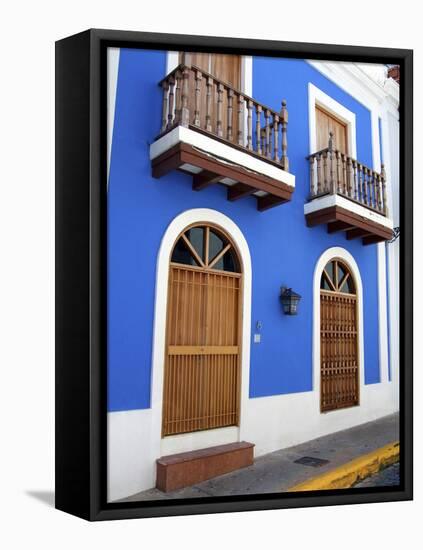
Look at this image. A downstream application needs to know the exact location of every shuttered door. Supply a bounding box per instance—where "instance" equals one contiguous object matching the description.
[320,259,359,412]
[162,225,242,436]
[316,106,348,153]
[179,52,241,145]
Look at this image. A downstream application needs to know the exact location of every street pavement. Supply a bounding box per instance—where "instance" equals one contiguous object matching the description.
[117,412,399,502]
[354,462,400,488]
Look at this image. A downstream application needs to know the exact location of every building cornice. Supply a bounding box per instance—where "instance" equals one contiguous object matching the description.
[307,60,399,113]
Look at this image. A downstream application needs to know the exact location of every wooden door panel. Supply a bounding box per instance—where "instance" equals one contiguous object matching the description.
[211,54,241,87]
[316,106,348,153]
[179,52,242,145]
[316,106,348,193]
[206,272,239,347]
[211,54,241,145]
[320,291,359,411]
[167,267,207,347]
[164,353,239,434]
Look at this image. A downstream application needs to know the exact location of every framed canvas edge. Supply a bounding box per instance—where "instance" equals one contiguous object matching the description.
[55,28,413,522]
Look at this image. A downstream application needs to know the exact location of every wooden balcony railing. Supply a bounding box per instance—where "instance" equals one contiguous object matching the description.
[308,133,389,217]
[158,64,289,171]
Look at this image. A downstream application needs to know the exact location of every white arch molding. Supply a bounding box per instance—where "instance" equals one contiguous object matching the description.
[312,247,365,413]
[150,208,252,457]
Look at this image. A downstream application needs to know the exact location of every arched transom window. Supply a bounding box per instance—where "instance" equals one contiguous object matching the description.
[171,224,240,273]
[320,258,355,294]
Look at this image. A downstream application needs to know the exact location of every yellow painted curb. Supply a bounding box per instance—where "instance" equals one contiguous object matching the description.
[288,441,400,492]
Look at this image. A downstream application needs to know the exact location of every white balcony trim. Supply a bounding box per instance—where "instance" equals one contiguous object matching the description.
[304,194,393,230]
[150,125,295,188]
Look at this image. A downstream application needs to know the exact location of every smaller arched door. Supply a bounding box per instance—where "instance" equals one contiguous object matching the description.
[320,258,359,412]
[162,223,242,436]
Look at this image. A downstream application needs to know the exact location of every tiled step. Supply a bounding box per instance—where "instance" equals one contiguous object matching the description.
[156,441,255,492]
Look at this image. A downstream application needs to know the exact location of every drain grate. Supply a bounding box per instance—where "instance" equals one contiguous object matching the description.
[294,456,330,468]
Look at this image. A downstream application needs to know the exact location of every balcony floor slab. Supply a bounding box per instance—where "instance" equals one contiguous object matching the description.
[150,126,295,211]
[305,197,393,245]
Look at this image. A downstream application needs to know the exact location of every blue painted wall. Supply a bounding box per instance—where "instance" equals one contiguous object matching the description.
[108,49,381,412]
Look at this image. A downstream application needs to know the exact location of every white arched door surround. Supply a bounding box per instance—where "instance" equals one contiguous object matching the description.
[150,208,252,457]
[313,247,365,413]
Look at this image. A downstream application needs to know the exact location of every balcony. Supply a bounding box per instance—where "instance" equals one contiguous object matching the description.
[150,64,295,211]
[304,134,393,244]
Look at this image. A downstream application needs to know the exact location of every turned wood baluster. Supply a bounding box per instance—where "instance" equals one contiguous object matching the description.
[379,172,384,213]
[273,114,279,161]
[358,163,363,202]
[328,132,335,193]
[381,164,389,216]
[216,83,224,137]
[247,100,253,150]
[227,89,234,141]
[255,104,262,155]
[261,128,266,156]
[174,69,182,125]
[342,154,347,194]
[309,156,315,196]
[205,76,213,133]
[336,151,341,193]
[181,67,190,127]
[374,172,379,210]
[362,167,368,205]
[316,153,322,194]
[264,109,271,158]
[161,79,169,132]
[376,173,382,212]
[373,172,378,209]
[323,151,328,193]
[368,171,374,208]
[280,100,289,171]
[352,160,358,199]
[193,70,202,126]
[371,172,377,209]
[167,75,175,129]
[237,94,244,146]
[347,157,353,197]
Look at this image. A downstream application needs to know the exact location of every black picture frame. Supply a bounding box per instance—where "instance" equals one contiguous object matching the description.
[55,28,413,521]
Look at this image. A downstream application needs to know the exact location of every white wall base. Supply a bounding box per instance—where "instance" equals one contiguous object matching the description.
[107,409,155,502]
[161,426,240,457]
[107,382,398,502]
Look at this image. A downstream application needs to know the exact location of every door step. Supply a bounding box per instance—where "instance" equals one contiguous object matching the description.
[156,441,255,492]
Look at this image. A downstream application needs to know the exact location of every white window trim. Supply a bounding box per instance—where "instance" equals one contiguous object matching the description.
[308,82,357,158]
[166,50,179,74]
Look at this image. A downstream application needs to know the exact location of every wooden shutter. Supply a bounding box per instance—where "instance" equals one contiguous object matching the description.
[316,106,348,154]
[179,52,242,144]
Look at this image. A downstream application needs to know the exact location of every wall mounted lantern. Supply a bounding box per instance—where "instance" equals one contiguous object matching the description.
[280,287,302,315]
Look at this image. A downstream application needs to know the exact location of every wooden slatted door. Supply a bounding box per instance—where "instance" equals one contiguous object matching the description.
[320,259,359,412]
[162,224,242,436]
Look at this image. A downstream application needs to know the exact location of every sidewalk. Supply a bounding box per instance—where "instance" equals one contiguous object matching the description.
[118,412,399,502]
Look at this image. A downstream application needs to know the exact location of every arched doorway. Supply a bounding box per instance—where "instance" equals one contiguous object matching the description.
[162,223,243,437]
[320,258,359,412]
